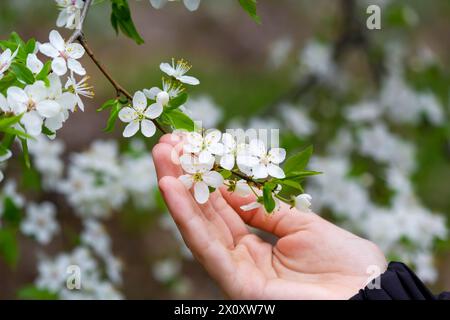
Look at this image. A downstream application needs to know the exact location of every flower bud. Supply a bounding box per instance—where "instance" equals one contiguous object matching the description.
[294,193,312,212]
[156,91,170,106]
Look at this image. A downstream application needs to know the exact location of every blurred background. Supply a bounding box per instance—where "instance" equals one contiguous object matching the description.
[0,0,449,299]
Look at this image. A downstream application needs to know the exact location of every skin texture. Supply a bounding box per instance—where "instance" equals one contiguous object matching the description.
[152,134,387,300]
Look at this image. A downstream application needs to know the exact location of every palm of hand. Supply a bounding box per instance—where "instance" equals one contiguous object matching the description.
[153,135,387,300]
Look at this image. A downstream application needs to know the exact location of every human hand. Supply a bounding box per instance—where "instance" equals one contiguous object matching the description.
[152,134,387,299]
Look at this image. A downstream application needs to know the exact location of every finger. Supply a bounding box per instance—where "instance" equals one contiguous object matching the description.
[159,176,236,285]
[208,191,249,243]
[152,142,183,179]
[220,187,315,237]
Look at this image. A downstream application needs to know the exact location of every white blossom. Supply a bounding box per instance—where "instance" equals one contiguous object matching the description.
[143,77,184,107]
[118,91,162,138]
[294,194,312,212]
[0,47,19,80]
[21,202,59,245]
[160,58,200,85]
[65,73,94,111]
[39,30,85,76]
[238,139,286,179]
[55,0,84,30]
[178,154,224,204]
[183,130,224,164]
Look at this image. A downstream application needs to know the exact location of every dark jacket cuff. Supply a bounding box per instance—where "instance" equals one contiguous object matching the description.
[350,262,449,300]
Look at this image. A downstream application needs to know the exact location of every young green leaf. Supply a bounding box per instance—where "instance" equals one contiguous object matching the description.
[166,92,188,111]
[0,114,23,130]
[263,184,276,213]
[103,101,121,132]
[164,109,195,131]
[17,285,58,300]
[110,0,145,45]
[283,146,313,174]
[10,63,35,84]
[20,138,31,169]
[0,228,19,268]
[97,98,119,112]
[238,0,261,23]
[2,197,22,228]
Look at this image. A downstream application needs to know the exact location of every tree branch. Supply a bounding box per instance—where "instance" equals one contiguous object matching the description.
[66,0,168,134]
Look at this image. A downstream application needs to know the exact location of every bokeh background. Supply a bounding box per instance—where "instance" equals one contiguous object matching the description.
[0,0,449,299]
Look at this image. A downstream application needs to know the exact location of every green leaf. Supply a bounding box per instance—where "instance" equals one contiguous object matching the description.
[35,61,52,85]
[220,169,232,179]
[1,127,33,140]
[103,101,121,132]
[285,170,322,179]
[238,0,261,23]
[41,126,55,136]
[25,39,36,54]
[20,138,31,169]
[166,93,188,111]
[283,146,313,174]
[164,109,195,131]
[110,0,145,44]
[97,98,118,112]
[0,228,19,268]
[17,285,58,300]
[262,184,276,213]
[277,179,304,192]
[0,114,22,130]
[2,197,22,228]
[10,63,35,84]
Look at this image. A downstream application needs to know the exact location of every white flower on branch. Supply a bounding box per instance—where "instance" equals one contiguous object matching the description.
[0,47,19,80]
[144,77,184,107]
[160,58,200,85]
[65,72,94,111]
[21,202,59,245]
[238,139,286,179]
[55,0,84,30]
[118,91,163,138]
[39,30,85,76]
[150,0,201,12]
[178,154,224,204]
[183,130,224,164]
[293,193,312,212]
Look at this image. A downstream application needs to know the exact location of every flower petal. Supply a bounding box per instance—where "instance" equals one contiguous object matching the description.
[150,0,167,9]
[144,102,163,119]
[267,163,285,179]
[252,164,268,179]
[118,107,138,123]
[140,119,156,137]
[36,100,62,118]
[194,181,209,204]
[123,121,139,138]
[178,174,194,189]
[49,30,65,52]
[183,0,201,11]
[56,92,77,112]
[203,171,224,188]
[178,75,200,85]
[160,62,175,76]
[249,139,266,158]
[133,91,147,112]
[21,111,43,137]
[198,150,213,164]
[67,58,86,76]
[143,87,161,100]
[220,153,235,170]
[39,43,59,58]
[240,202,261,211]
[268,148,286,164]
[52,57,67,76]
[26,54,43,74]
[66,43,85,59]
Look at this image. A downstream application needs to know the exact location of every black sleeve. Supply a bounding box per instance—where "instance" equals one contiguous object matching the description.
[350,262,450,300]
